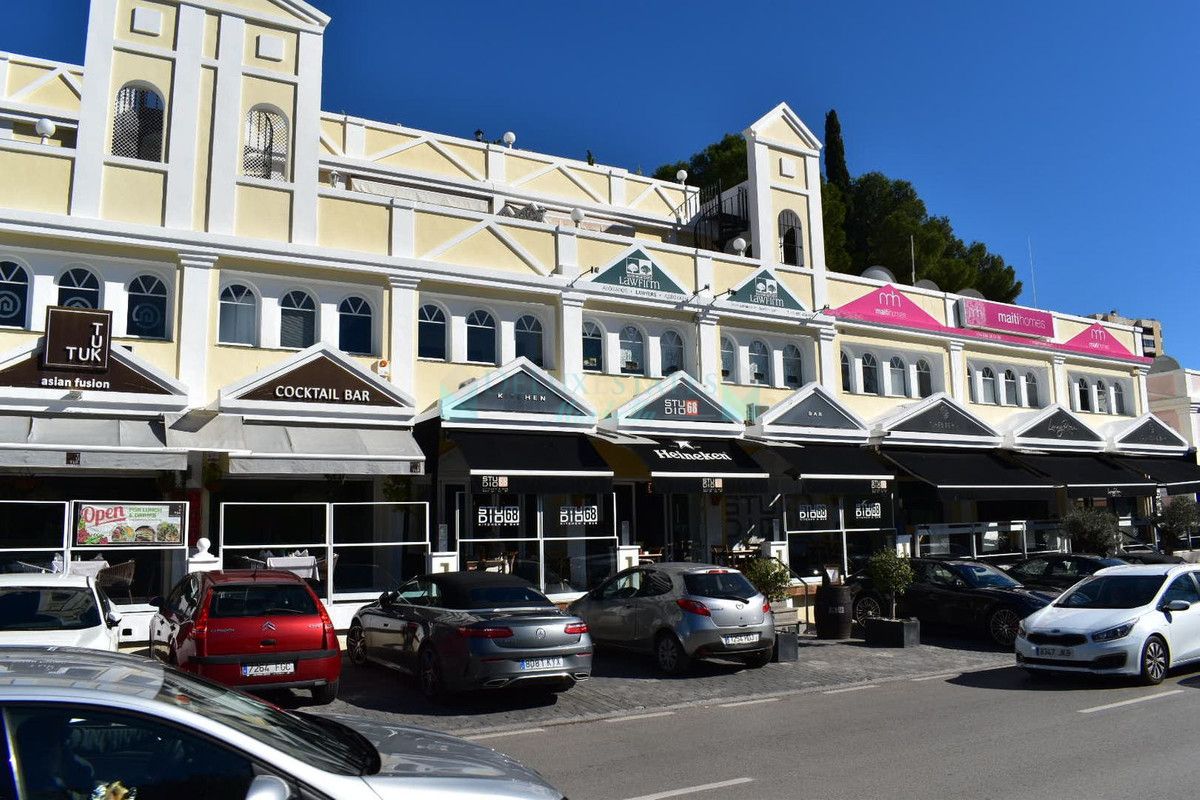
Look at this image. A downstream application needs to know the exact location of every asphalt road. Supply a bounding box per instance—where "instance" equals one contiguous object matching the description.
[480,663,1200,800]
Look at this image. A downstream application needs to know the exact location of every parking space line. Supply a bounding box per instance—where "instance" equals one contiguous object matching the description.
[464,728,546,741]
[604,711,675,723]
[1078,689,1184,714]
[718,697,780,708]
[621,777,754,800]
[911,673,957,682]
[824,684,877,694]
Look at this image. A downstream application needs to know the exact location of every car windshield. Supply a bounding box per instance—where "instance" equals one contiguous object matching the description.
[682,571,757,601]
[0,587,100,631]
[952,563,1020,589]
[1056,575,1167,609]
[209,584,317,617]
[155,667,379,775]
[463,586,553,609]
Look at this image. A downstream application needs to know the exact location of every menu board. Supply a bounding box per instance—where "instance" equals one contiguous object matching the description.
[76,502,185,546]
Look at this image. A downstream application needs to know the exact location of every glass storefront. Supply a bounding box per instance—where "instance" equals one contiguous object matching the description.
[784,491,896,578]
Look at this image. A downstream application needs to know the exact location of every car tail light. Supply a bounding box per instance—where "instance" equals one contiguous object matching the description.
[316,600,337,651]
[677,598,711,616]
[192,602,210,658]
[457,626,514,639]
[762,600,772,613]
[564,622,588,635]
[704,569,729,574]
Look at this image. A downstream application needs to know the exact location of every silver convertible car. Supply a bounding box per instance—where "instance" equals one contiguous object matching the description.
[0,646,564,799]
[569,563,775,674]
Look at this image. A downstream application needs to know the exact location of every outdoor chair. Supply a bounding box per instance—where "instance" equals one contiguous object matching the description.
[96,560,135,604]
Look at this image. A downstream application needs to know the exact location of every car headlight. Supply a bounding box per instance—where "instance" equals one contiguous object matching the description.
[1091,620,1137,643]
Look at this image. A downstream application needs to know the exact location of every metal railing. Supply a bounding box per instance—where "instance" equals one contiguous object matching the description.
[913,520,1070,563]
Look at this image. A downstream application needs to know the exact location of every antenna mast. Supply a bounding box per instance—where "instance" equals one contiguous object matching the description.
[910,235,916,285]
[1026,236,1039,308]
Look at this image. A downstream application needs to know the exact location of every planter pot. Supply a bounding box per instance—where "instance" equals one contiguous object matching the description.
[864,617,920,648]
[772,630,799,662]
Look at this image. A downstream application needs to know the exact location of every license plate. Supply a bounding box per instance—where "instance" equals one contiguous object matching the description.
[1035,647,1073,658]
[241,662,295,677]
[722,634,759,646]
[520,657,564,671]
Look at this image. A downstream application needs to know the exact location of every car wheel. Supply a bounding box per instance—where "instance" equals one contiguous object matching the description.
[987,607,1021,648]
[419,647,447,702]
[346,623,368,667]
[311,680,339,705]
[1140,635,1169,685]
[654,632,691,675]
[743,650,772,669]
[853,593,883,625]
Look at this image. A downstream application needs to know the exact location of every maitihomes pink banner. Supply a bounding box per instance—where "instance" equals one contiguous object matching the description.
[959,298,1054,339]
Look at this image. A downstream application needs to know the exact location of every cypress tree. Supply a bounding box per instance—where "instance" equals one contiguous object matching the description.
[824,109,851,192]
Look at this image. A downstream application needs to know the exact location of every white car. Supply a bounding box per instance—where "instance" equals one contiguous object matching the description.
[0,573,121,651]
[1016,564,1200,684]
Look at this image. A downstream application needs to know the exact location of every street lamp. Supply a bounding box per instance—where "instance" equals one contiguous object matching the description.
[570,207,585,228]
[502,131,516,148]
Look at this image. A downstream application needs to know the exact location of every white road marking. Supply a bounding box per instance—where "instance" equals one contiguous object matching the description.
[824,684,878,694]
[911,673,958,682]
[718,697,780,708]
[464,728,546,741]
[605,711,676,723]
[1077,689,1185,714]
[622,777,755,800]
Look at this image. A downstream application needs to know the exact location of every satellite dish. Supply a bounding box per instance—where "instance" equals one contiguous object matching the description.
[914,279,940,291]
[1150,355,1181,373]
[958,288,985,299]
[861,265,896,283]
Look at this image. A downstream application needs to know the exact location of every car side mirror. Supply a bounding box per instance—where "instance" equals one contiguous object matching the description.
[379,590,396,606]
[244,774,292,800]
[1162,599,1191,612]
[105,610,122,629]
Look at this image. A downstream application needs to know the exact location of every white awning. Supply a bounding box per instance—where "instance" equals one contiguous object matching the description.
[0,415,187,471]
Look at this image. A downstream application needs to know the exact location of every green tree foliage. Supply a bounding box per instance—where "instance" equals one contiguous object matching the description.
[1158,496,1200,552]
[867,548,914,619]
[1062,507,1121,556]
[743,557,792,603]
[821,180,853,273]
[652,133,747,190]
[823,109,851,192]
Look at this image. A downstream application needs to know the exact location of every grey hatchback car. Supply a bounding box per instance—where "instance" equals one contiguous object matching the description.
[569,563,775,674]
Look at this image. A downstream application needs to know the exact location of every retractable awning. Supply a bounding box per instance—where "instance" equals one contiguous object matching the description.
[881,447,1057,501]
[449,430,613,493]
[626,438,769,493]
[766,443,894,494]
[1112,456,1200,494]
[1013,453,1158,498]
[0,415,187,471]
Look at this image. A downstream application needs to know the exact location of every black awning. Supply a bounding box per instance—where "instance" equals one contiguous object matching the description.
[449,431,613,493]
[627,438,769,494]
[1112,456,1200,494]
[768,443,895,494]
[1014,454,1158,498]
[881,448,1057,501]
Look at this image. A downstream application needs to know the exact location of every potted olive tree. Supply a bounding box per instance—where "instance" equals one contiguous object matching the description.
[743,557,799,662]
[864,548,919,647]
[1062,507,1120,555]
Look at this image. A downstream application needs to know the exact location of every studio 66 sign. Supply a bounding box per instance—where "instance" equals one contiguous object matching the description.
[42,307,112,372]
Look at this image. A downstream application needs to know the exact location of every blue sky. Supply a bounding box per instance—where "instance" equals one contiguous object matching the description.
[4,1,1198,364]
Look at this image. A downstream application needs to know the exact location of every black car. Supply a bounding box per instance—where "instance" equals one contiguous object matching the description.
[347,571,592,701]
[847,558,1055,647]
[1004,554,1126,593]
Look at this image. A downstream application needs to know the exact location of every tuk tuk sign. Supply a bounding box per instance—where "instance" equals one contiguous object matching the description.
[75,502,185,546]
[42,307,112,372]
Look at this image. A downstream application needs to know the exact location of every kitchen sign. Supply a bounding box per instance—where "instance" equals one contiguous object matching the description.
[43,307,112,371]
[75,502,185,546]
[958,298,1054,339]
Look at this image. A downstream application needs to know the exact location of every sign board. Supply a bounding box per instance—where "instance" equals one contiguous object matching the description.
[1061,324,1139,360]
[476,505,521,526]
[843,494,894,530]
[455,371,588,417]
[629,383,737,424]
[558,505,600,525]
[1022,410,1101,442]
[832,285,945,332]
[591,248,686,300]
[892,400,993,438]
[773,391,863,430]
[75,502,185,546]
[959,298,1054,339]
[240,354,405,407]
[1121,418,1184,448]
[726,270,805,312]
[43,307,112,372]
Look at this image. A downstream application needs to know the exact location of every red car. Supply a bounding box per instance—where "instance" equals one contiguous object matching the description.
[149,569,341,704]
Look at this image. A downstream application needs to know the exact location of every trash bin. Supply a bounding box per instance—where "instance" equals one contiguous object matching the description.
[814,584,853,640]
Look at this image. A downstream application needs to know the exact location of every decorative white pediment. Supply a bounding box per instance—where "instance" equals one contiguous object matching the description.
[600,371,744,438]
[714,268,810,318]
[872,392,1001,448]
[747,382,870,444]
[425,357,597,432]
[744,101,823,152]
[1105,413,1190,456]
[1003,405,1105,452]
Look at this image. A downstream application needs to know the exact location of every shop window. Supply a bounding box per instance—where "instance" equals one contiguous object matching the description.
[778,210,804,267]
[111,83,164,161]
[279,290,316,349]
[659,330,684,375]
[1003,369,1018,406]
[338,296,372,355]
[1096,380,1109,414]
[1026,372,1040,408]
[466,309,496,364]
[582,321,603,372]
[861,353,880,395]
[331,503,428,598]
[980,367,998,404]
[58,267,100,309]
[620,326,644,375]
[748,340,771,385]
[0,261,29,327]
[126,275,167,338]
[514,314,544,367]
[1113,382,1126,415]
[889,357,907,396]
[840,351,852,392]
[721,336,736,382]
[916,359,933,398]
[783,344,803,389]
[243,105,288,181]
[0,501,68,574]
[1076,378,1092,412]
[218,284,257,345]
[418,304,446,360]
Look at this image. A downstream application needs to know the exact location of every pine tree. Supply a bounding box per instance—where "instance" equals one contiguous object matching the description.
[824,109,851,192]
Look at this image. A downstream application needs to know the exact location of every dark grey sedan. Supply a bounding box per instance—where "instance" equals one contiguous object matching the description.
[347,572,592,700]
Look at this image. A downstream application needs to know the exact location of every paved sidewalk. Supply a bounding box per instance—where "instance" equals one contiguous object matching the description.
[304,634,1013,736]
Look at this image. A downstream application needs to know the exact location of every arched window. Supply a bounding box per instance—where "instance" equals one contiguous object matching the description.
[127,275,167,338]
[778,210,804,267]
[1025,373,1040,408]
[514,314,544,366]
[916,359,933,398]
[1003,370,1018,406]
[0,261,30,328]
[466,310,496,364]
[58,268,100,308]
[783,344,803,389]
[338,296,372,355]
[660,330,684,375]
[619,326,644,375]
[417,304,446,360]
[748,341,771,385]
[980,367,998,404]
[720,336,736,381]
[279,290,316,349]
[861,353,880,395]
[841,351,852,392]
[1095,380,1109,414]
[582,321,603,372]
[1113,382,1126,415]
[889,357,907,397]
[111,84,164,161]
[243,106,289,180]
[218,284,257,345]
[1076,378,1092,412]
[967,367,977,403]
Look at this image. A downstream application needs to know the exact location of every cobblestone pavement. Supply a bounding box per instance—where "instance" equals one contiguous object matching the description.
[293,633,1014,736]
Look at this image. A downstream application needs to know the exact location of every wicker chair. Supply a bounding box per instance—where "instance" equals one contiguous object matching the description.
[96,560,135,604]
